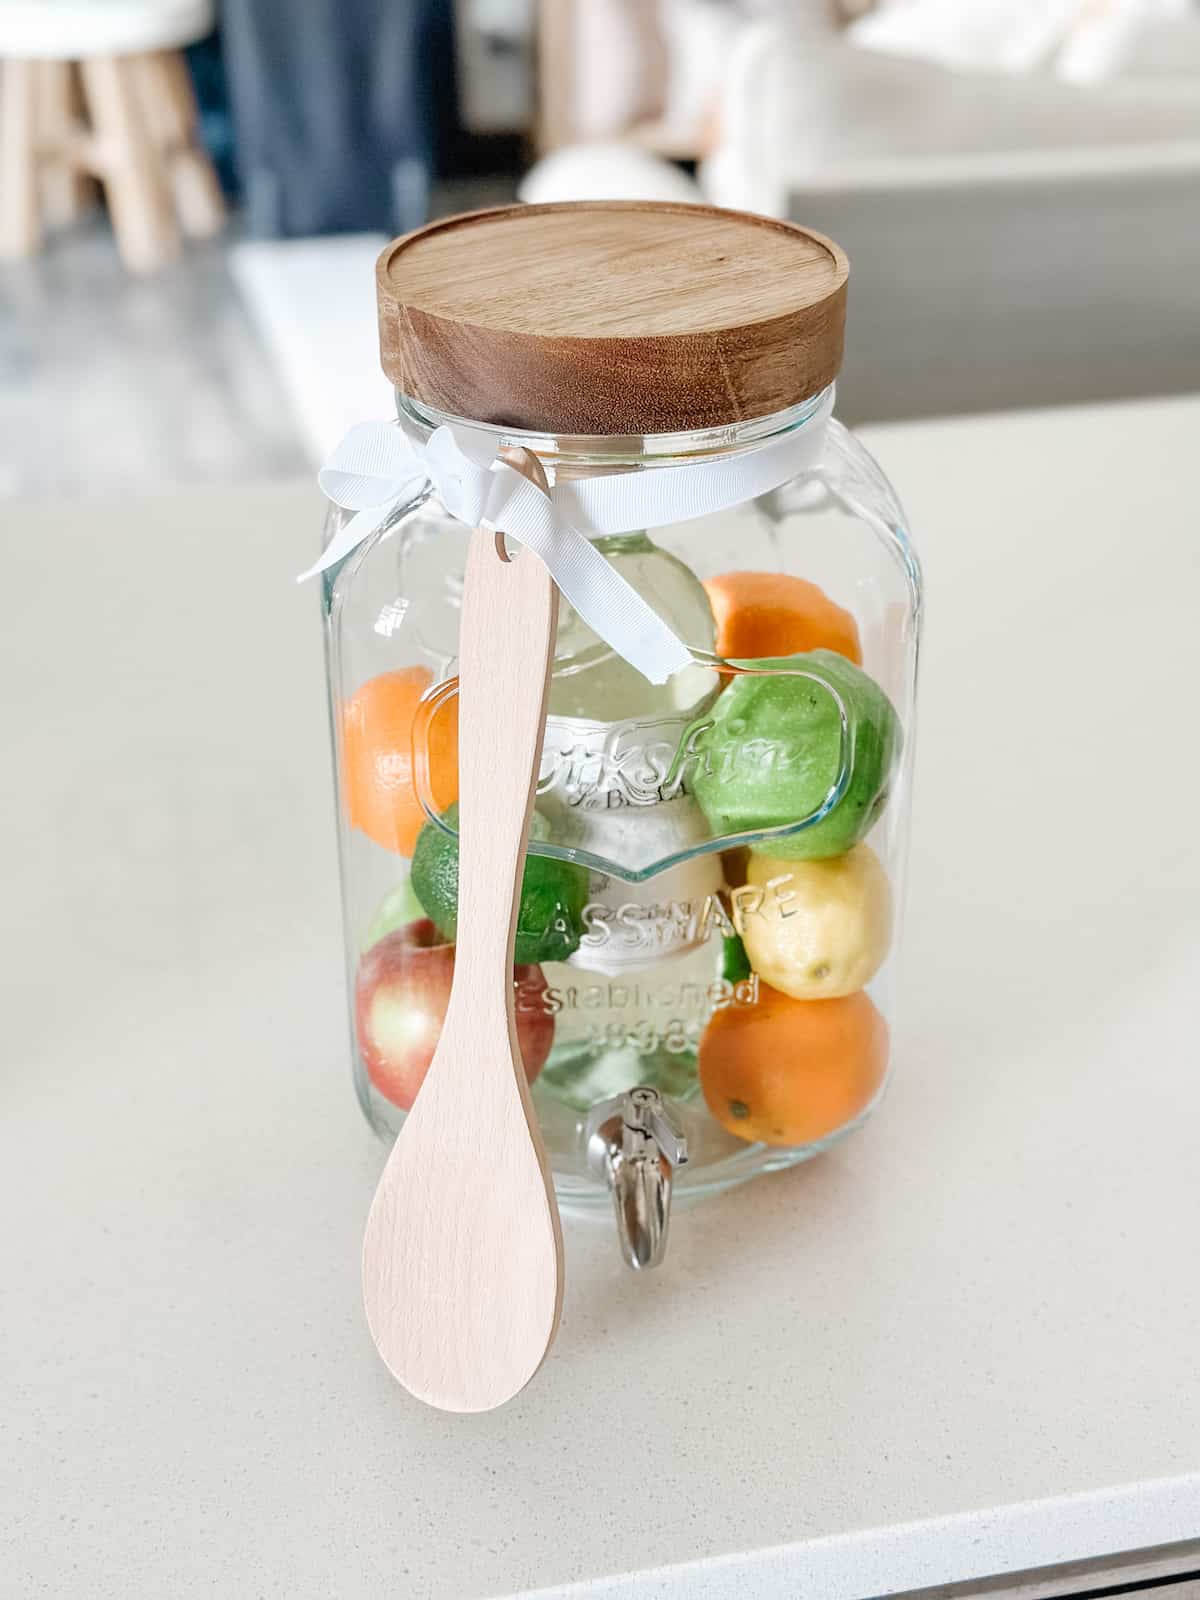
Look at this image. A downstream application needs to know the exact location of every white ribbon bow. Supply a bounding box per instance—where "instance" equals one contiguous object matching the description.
[301,392,834,685]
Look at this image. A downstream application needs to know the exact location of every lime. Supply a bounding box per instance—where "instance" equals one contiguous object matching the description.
[411,805,589,963]
[721,933,752,984]
[689,649,901,860]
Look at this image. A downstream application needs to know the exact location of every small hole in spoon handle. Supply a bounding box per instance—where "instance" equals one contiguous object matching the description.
[493,449,548,563]
[499,445,551,494]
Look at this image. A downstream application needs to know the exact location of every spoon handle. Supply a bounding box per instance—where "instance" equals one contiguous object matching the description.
[362,458,564,1412]
[448,524,558,1027]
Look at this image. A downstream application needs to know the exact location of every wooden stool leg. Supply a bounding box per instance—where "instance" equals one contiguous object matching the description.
[132,50,224,240]
[38,61,96,228]
[0,59,40,260]
[79,54,178,272]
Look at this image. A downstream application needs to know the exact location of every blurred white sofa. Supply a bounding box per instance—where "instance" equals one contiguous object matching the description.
[702,22,1200,420]
[535,0,847,156]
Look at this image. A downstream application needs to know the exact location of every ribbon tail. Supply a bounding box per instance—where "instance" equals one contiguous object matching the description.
[488,474,694,686]
[296,501,401,583]
[551,532,694,686]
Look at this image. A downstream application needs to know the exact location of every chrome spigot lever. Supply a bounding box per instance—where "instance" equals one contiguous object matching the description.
[585,1087,688,1271]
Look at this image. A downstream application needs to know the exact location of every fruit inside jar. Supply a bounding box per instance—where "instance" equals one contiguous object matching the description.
[340,527,904,1193]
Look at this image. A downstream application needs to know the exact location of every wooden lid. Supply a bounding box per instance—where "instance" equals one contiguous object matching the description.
[376,201,848,435]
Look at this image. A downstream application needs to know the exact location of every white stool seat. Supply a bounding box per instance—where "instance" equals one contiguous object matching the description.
[0,0,214,60]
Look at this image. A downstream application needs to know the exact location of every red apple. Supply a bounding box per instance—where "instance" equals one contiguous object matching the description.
[355,918,555,1110]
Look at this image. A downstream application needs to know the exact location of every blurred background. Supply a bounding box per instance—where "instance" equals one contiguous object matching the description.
[2,0,1198,497]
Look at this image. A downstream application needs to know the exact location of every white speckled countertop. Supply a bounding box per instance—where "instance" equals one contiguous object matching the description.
[4,397,1200,1599]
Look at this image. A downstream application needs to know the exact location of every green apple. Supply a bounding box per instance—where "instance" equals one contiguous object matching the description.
[363,877,424,949]
[689,649,901,860]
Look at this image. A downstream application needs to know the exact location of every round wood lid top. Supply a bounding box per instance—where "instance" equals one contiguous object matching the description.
[376,201,849,436]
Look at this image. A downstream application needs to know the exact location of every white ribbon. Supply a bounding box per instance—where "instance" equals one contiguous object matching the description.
[301,391,834,685]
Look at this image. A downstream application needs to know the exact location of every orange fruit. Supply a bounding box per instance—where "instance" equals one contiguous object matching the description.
[342,669,459,856]
[699,985,887,1146]
[702,571,862,664]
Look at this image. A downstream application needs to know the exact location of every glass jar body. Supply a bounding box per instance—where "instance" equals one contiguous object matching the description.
[323,393,921,1206]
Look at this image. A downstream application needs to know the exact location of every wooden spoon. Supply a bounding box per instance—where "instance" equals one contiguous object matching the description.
[362,451,564,1412]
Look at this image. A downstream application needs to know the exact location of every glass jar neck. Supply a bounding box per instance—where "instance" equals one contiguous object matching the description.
[394,386,835,474]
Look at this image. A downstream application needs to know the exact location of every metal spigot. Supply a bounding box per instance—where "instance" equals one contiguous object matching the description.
[584,1087,688,1271]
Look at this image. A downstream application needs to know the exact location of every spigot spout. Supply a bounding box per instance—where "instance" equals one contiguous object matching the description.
[585,1087,688,1270]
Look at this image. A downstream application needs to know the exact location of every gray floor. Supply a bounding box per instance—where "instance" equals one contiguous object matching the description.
[0,181,516,501]
[0,221,307,499]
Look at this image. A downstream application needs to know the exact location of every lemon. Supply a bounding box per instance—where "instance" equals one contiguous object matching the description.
[734,844,891,999]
